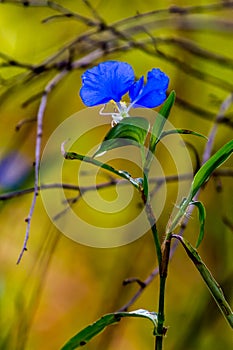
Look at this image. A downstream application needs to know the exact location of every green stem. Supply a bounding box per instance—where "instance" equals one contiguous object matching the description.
[155,239,171,350]
[142,186,170,350]
[165,194,192,239]
[144,200,162,266]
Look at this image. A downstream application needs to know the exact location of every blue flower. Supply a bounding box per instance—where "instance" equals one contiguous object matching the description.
[80,61,169,124]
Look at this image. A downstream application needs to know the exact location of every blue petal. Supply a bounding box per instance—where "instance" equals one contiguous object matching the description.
[80,61,135,107]
[128,76,144,102]
[129,68,169,108]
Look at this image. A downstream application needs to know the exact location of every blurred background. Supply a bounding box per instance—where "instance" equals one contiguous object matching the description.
[0,1,232,349]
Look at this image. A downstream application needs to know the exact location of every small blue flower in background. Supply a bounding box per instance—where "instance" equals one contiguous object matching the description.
[80,60,169,125]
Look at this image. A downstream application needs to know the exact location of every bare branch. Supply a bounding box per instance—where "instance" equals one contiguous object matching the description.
[15,116,36,131]
[16,68,69,264]
[42,1,100,26]
[202,93,233,163]
[1,168,232,202]
[16,48,110,263]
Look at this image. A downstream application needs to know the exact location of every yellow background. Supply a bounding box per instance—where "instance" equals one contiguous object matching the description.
[0,1,232,349]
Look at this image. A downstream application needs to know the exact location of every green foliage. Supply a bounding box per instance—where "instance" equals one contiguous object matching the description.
[190,201,206,248]
[172,235,233,328]
[149,91,176,154]
[190,139,233,198]
[61,309,158,350]
[94,117,150,157]
[167,139,233,236]
[63,99,233,350]
[160,129,207,140]
[64,150,143,190]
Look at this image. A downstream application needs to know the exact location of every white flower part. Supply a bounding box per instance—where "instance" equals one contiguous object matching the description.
[111,101,130,126]
[111,114,123,127]
[99,101,130,127]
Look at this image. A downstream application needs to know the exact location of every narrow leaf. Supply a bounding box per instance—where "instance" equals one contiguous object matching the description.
[191,139,233,198]
[149,90,176,153]
[160,129,207,141]
[190,201,206,248]
[94,117,150,157]
[60,309,158,350]
[63,151,140,190]
[172,235,233,328]
[166,140,233,237]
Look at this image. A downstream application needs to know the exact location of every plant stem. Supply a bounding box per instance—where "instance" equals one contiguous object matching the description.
[142,187,170,350]
[155,238,171,350]
[144,200,162,266]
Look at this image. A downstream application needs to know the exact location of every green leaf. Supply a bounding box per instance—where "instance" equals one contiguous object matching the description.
[63,151,141,190]
[160,129,208,141]
[190,201,206,248]
[149,90,176,154]
[94,117,150,157]
[191,139,233,198]
[60,309,158,349]
[166,140,233,238]
[172,235,233,328]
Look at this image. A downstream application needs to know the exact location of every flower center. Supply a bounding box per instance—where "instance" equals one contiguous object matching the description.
[99,101,131,127]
